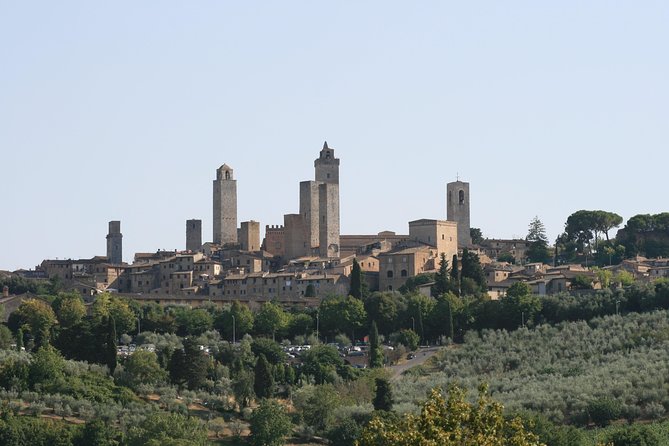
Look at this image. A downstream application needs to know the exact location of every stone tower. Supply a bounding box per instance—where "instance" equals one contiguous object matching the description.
[213,164,238,246]
[239,220,260,251]
[447,180,471,248]
[186,219,202,252]
[315,141,339,184]
[315,142,340,257]
[106,221,123,264]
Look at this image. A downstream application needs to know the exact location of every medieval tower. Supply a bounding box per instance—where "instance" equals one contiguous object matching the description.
[213,164,238,246]
[315,142,340,257]
[186,219,202,252]
[447,180,471,248]
[106,220,123,264]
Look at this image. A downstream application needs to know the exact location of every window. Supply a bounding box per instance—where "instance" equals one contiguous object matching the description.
[401,270,408,277]
[387,270,394,278]
[459,189,465,204]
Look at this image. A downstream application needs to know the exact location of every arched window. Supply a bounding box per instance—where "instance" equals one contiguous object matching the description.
[225,170,230,180]
[401,269,408,277]
[387,270,394,278]
[459,189,465,204]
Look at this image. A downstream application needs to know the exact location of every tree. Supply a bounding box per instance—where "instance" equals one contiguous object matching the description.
[251,337,286,364]
[16,328,23,351]
[123,350,166,388]
[390,329,419,351]
[363,292,401,336]
[254,302,289,340]
[460,249,486,291]
[169,338,209,390]
[502,282,541,329]
[91,294,136,334]
[52,292,86,328]
[126,412,208,446]
[250,399,292,446]
[76,418,120,446]
[450,254,460,296]
[0,325,12,350]
[232,366,254,410]
[470,227,484,245]
[28,345,65,390]
[301,345,344,384]
[305,283,316,297]
[215,301,254,341]
[527,216,551,263]
[431,253,451,297]
[372,377,393,412]
[254,354,275,399]
[606,425,660,446]
[105,317,117,375]
[368,321,383,368]
[319,295,366,340]
[175,308,213,336]
[357,385,542,446]
[350,258,364,299]
[12,298,57,350]
[294,383,342,433]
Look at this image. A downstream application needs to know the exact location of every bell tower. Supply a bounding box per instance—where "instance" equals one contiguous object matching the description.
[314,141,339,184]
[447,180,471,248]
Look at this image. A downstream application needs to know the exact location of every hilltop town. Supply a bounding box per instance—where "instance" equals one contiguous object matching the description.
[3,142,668,311]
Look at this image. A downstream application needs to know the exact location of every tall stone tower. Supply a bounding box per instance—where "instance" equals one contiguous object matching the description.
[186,219,202,252]
[447,180,472,248]
[213,164,238,246]
[106,221,123,264]
[315,142,340,258]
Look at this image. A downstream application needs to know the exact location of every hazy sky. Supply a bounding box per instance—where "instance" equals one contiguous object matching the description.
[1,2,667,271]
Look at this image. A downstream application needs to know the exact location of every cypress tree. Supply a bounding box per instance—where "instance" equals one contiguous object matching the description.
[254,354,275,399]
[106,317,117,375]
[450,254,460,296]
[368,321,383,368]
[372,377,394,412]
[305,283,316,297]
[16,328,24,352]
[350,258,363,299]
[431,253,450,297]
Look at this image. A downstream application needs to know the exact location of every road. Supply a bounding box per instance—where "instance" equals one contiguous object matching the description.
[389,346,441,380]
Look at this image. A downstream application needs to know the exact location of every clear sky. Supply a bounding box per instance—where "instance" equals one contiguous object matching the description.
[1,2,667,271]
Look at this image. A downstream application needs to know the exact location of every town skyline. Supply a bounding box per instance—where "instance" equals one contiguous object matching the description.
[2,2,668,271]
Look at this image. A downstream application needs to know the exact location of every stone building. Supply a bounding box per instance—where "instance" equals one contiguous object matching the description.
[479,239,530,264]
[186,219,202,252]
[408,219,458,261]
[262,225,285,257]
[238,220,260,251]
[377,219,459,292]
[446,180,472,248]
[106,221,123,264]
[213,164,237,246]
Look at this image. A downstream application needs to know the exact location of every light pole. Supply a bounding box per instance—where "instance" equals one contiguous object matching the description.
[615,300,620,316]
[316,311,319,342]
[231,314,236,344]
[411,316,415,332]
